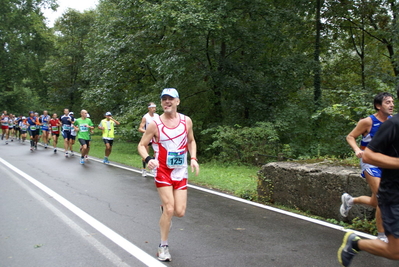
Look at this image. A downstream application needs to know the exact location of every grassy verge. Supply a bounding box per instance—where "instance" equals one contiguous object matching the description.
[55,134,259,197]
[187,161,258,199]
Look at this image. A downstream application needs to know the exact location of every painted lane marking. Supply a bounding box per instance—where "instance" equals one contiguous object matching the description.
[187,184,376,240]
[0,157,166,267]
[1,163,131,267]
[99,159,376,240]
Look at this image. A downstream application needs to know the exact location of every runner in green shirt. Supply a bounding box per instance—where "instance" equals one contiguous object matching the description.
[74,109,94,165]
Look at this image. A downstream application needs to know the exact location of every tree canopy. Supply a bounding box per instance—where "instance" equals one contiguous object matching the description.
[2,0,398,162]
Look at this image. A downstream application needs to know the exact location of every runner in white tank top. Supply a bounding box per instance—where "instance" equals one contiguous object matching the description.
[138,102,160,176]
[138,88,199,262]
[151,113,188,185]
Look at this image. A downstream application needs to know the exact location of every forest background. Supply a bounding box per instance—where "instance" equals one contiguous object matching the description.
[1,0,399,163]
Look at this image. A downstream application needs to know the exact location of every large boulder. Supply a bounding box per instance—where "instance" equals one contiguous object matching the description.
[257,161,374,221]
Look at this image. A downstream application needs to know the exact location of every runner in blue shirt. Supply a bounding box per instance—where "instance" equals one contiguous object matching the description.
[60,108,75,157]
[40,110,51,149]
[26,111,40,151]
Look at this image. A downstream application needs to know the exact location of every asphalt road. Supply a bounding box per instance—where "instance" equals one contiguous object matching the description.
[0,140,398,267]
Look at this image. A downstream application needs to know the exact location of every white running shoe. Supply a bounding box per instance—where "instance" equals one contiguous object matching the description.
[157,245,171,262]
[340,193,353,217]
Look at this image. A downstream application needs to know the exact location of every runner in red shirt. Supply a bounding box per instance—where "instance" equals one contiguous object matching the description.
[49,113,61,153]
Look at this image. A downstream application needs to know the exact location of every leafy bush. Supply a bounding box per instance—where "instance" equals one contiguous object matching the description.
[349,217,377,236]
[201,122,281,164]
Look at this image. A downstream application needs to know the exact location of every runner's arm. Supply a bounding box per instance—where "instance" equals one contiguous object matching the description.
[138,117,146,133]
[89,120,94,133]
[138,121,158,169]
[111,117,120,125]
[363,147,399,169]
[346,117,371,158]
[73,121,79,132]
[186,117,199,176]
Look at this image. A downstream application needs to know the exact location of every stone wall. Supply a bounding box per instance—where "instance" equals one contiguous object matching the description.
[257,161,375,221]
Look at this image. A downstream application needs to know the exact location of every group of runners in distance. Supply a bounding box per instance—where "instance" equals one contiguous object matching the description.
[4,88,399,265]
[0,108,120,165]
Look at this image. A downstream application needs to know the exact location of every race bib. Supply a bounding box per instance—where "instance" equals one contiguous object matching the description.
[51,126,58,131]
[166,149,187,169]
[21,125,27,130]
[62,125,71,131]
[43,122,48,127]
[80,125,89,132]
[30,126,36,131]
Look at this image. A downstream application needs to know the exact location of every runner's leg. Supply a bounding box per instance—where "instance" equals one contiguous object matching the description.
[173,189,187,217]
[364,172,383,234]
[105,142,112,157]
[157,186,175,242]
[359,235,399,259]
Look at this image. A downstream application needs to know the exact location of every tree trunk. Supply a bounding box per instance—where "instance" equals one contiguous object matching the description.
[314,0,322,109]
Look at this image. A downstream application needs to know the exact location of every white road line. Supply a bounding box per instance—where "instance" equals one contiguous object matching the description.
[0,157,166,267]
[187,184,376,240]
[1,163,131,267]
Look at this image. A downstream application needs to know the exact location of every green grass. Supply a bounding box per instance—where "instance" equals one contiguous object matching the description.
[187,162,258,198]
[54,134,259,197]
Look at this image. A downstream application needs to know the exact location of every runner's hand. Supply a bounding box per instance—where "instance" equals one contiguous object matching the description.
[148,159,159,170]
[355,149,363,159]
[191,160,199,176]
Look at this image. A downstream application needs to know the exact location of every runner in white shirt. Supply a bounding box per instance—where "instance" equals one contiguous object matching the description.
[1,111,9,144]
[138,102,160,176]
[138,88,199,262]
[69,112,77,156]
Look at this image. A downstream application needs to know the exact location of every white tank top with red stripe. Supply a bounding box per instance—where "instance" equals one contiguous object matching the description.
[152,113,188,181]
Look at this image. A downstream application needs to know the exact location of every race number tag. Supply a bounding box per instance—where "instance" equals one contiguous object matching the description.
[30,126,36,131]
[166,149,187,169]
[80,125,88,132]
[43,122,48,127]
[63,125,71,131]
[51,126,58,132]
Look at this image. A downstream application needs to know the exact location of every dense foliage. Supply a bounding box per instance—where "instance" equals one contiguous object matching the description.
[2,0,398,162]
